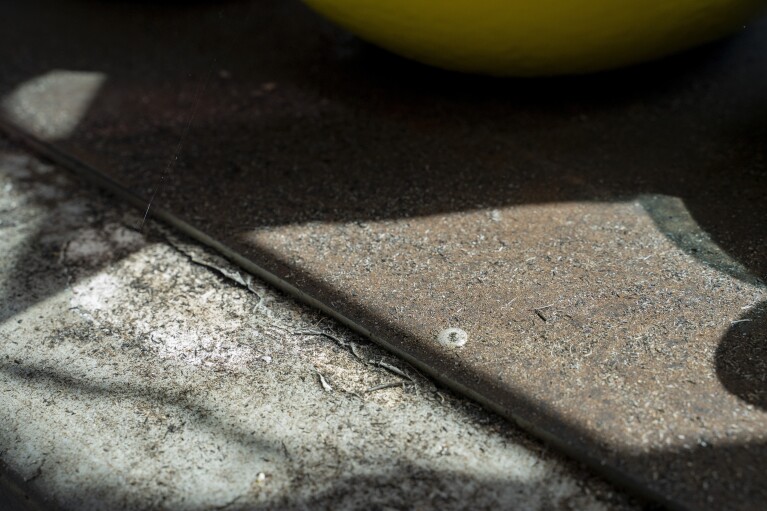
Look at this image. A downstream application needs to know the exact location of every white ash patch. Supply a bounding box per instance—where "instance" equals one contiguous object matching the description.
[109,224,144,248]
[66,239,264,373]
[62,223,146,265]
[71,273,120,315]
[63,228,112,264]
[146,323,259,371]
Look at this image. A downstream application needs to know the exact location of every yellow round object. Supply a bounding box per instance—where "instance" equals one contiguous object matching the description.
[303,0,767,75]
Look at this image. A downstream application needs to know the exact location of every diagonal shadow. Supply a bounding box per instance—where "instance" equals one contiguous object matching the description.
[0,0,765,509]
[1,439,656,511]
[0,360,283,457]
[0,142,147,326]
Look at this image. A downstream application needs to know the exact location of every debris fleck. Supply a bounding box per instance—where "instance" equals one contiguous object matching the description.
[533,302,557,323]
[315,368,333,392]
[294,330,348,348]
[365,382,406,393]
[349,342,364,360]
[375,360,413,381]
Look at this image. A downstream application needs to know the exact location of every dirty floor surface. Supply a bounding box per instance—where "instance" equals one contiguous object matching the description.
[1,1,766,509]
[0,137,642,510]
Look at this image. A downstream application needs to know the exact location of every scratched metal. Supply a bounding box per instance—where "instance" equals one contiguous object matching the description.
[1,1,766,509]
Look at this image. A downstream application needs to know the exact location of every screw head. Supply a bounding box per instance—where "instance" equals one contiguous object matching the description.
[437,328,468,348]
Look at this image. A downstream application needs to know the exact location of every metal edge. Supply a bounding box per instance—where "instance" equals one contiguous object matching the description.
[0,118,675,510]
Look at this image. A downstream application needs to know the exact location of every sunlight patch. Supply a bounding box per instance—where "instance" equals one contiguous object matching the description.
[71,273,120,313]
[1,70,106,140]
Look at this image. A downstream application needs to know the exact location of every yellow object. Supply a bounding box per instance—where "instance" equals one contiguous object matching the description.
[303,0,767,75]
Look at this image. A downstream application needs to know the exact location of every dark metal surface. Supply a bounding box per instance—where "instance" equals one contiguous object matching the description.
[1,1,766,509]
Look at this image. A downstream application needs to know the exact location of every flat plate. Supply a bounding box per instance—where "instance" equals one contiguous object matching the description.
[1,1,766,509]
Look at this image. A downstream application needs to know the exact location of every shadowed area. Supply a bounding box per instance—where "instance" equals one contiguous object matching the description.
[0,143,145,326]
[716,301,767,410]
[2,0,765,281]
